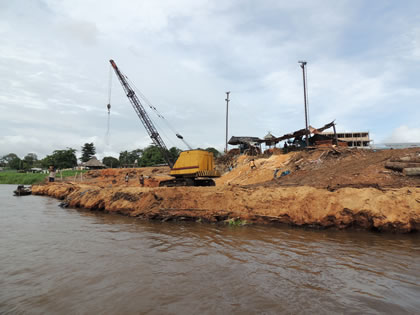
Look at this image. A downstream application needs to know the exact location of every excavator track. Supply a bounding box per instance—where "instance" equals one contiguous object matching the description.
[159,178,215,187]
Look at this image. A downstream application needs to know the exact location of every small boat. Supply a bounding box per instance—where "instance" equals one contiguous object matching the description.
[13,185,32,196]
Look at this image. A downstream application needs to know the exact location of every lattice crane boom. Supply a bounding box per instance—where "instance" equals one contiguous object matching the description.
[109,59,174,168]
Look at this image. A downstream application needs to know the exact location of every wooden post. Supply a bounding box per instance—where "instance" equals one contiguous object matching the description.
[332,123,338,145]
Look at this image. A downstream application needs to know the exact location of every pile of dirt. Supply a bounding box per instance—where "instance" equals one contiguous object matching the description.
[79,167,171,187]
[216,153,294,186]
[270,147,420,189]
[216,148,420,189]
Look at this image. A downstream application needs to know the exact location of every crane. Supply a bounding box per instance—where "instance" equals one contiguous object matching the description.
[109,59,174,168]
[109,59,220,186]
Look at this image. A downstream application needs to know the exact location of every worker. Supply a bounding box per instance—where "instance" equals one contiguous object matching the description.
[48,166,56,182]
[283,142,288,154]
[139,174,144,187]
[125,173,129,185]
[250,159,256,170]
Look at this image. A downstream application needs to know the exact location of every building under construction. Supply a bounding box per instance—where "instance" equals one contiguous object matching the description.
[321,131,371,148]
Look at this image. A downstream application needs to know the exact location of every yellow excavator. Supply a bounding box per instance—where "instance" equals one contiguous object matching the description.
[110,59,220,187]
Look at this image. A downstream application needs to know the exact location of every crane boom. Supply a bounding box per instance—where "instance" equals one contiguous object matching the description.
[109,59,174,168]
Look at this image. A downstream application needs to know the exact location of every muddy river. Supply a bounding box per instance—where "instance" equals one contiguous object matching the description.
[1,185,419,314]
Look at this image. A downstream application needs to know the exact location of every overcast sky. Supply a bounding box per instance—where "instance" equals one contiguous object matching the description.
[1,0,420,160]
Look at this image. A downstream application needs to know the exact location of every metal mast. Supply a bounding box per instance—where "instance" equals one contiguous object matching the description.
[109,59,174,168]
[298,61,309,147]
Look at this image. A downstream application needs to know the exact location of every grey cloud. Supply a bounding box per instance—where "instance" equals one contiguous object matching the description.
[1,0,420,159]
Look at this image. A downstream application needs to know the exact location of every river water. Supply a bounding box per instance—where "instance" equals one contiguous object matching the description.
[1,184,419,314]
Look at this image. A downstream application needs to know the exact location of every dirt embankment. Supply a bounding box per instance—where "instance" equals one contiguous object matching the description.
[32,148,420,232]
[218,147,420,189]
[32,183,420,232]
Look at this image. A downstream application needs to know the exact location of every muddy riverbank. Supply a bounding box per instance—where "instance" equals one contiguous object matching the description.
[31,148,420,233]
[32,183,420,232]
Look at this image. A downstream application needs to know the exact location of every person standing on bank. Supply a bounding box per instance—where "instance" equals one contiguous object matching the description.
[48,166,56,182]
[125,173,129,185]
[139,174,144,187]
[250,159,256,170]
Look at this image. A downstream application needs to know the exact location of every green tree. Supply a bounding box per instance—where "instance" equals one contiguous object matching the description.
[119,149,143,167]
[139,145,166,167]
[169,147,181,161]
[102,156,120,168]
[24,153,38,168]
[42,148,77,169]
[81,143,96,162]
[9,156,22,170]
[205,147,221,158]
[1,153,19,167]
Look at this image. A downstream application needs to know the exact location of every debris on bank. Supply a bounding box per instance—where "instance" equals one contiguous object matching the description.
[385,153,420,176]
[13,185,32,196]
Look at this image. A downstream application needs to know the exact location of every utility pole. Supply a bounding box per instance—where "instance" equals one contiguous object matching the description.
[225,91,230,153]
[298,61,309,147]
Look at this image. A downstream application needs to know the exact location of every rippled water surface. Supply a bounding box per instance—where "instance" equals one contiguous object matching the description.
[1,184,420,314]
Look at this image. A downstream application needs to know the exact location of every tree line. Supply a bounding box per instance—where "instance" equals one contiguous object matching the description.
[0,143,221,170]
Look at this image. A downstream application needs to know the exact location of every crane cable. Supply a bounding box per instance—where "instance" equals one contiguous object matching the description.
[108,64,112,108]
[121,74,180,150]
[125,75,192,149]
[106,64,112,145]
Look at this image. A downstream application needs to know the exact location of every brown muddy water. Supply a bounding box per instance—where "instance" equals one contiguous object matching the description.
[1,185,419,314]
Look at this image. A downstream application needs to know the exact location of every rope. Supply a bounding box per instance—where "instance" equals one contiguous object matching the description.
[105,112,110,145]
[108,64,112,105]
[106,63,112,145]
[125,75,192,149]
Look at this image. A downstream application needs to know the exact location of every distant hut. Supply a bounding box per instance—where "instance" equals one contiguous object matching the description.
[83,156,106,169]
[263,132,278,148]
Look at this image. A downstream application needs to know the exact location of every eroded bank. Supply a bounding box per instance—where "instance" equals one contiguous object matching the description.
[32,183,420,232]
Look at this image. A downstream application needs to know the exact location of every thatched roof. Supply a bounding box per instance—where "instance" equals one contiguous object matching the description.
[228,136,262,145]
[264,132,275,140]
[83,156,106,168]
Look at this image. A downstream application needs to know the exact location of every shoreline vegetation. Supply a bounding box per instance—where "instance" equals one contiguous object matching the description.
[0,170,86,185]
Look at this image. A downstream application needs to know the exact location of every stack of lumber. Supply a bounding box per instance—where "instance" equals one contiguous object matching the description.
[385,155,420,176]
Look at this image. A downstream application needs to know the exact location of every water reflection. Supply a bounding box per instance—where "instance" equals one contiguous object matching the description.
[0,185,419,314]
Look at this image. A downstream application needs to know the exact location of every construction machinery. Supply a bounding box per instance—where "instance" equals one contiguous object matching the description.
[109,59,220,187]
